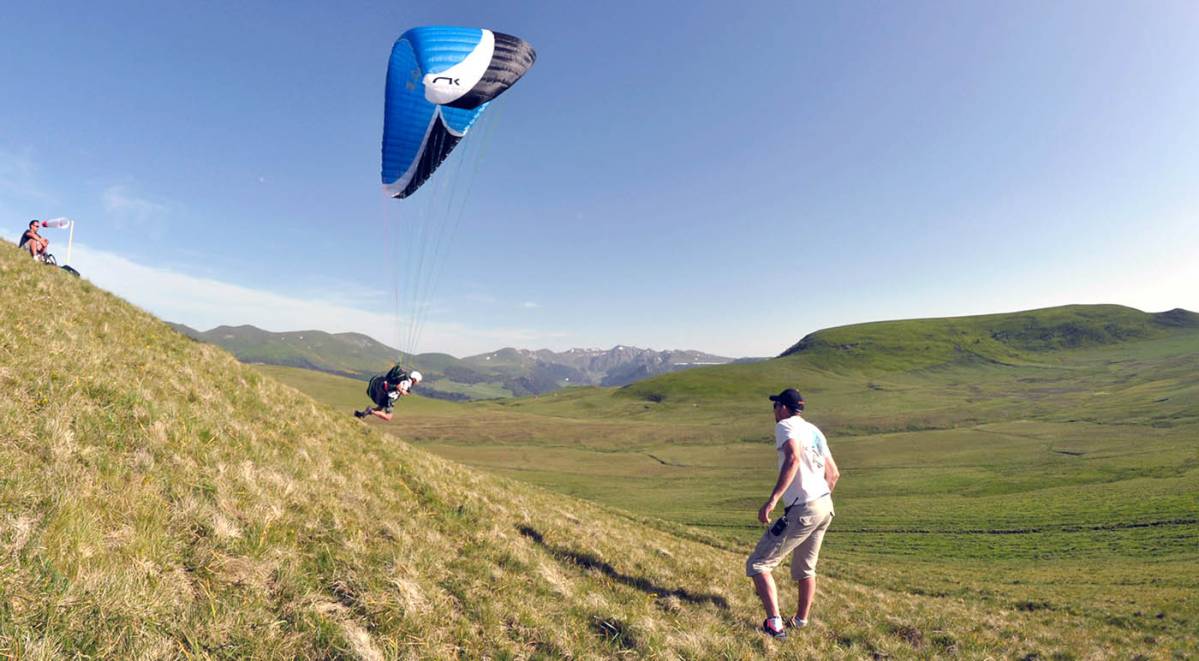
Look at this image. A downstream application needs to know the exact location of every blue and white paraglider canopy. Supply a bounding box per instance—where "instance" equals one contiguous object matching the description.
[377,25,536,366]
[381,26,536,199]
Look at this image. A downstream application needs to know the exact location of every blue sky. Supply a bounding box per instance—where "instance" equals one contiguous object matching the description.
[3,1,1197,357]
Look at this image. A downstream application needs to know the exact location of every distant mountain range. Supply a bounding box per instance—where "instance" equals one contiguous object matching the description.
[168,323,751,400]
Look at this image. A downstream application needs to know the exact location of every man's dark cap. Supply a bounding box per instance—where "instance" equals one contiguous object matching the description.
[769,388,805,411]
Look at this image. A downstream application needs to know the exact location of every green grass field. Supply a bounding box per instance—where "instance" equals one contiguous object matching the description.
[4,243,1196,658]
[268,307,1199,655]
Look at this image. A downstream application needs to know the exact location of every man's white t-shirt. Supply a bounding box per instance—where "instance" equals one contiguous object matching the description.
[775,415,832,508]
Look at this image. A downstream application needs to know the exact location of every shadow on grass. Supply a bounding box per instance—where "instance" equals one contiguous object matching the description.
[517,525,729,610]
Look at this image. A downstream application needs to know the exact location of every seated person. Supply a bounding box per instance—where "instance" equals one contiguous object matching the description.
[19,220,49,259]
[355,366,422,421]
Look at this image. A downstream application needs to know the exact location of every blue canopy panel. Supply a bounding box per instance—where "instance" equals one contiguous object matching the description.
[381,26,536,199]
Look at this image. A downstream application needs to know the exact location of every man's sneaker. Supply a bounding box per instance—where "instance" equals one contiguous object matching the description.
[762,617,787,639]
[789,616,808,629]
[353,409,367,418]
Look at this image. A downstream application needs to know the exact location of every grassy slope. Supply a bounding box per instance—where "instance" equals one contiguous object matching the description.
[225,295,1197,656]
[0,250,1186,657]
[392,306,1199,654]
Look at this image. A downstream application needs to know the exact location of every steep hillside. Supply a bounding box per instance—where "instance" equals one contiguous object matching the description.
[1,246,1186,656]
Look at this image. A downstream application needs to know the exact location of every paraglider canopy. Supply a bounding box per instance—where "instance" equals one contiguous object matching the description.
[377,25,535,369]
[381,26,536,199]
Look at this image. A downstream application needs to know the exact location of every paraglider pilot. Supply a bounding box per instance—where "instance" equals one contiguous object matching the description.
[355,366,422,421]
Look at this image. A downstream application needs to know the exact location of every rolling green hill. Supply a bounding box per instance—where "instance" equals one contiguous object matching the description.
[235,299,1199,656]
[484,304,1199,429]
[3,241,1192,656]
[780,304,1199,370]
[390,304,1199,655]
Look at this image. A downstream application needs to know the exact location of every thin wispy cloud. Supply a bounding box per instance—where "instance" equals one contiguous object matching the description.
[62,242,566,357]
[0,147,55,205]
[282,274,392,311]
[462,292,545,311]
[464,292,499,305]
[102,184,169,225]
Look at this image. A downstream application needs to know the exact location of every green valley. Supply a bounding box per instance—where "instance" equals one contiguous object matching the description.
[304,305,1199,654]
[3,246,1195,657]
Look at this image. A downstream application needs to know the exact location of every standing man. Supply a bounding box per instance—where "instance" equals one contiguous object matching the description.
[746,388,840,639]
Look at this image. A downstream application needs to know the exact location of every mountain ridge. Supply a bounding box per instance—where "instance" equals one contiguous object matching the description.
[170,323,738,398]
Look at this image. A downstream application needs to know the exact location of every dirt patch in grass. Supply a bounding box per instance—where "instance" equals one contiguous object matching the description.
[887,621,924,648]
